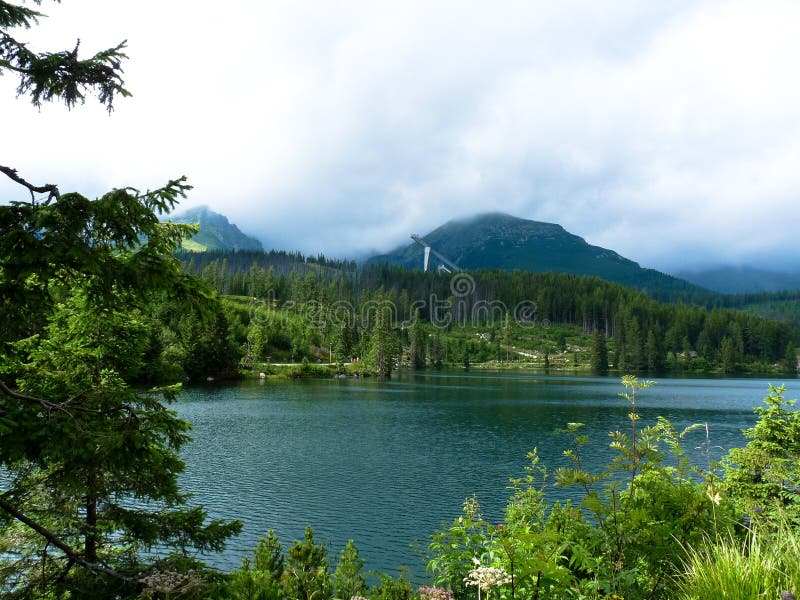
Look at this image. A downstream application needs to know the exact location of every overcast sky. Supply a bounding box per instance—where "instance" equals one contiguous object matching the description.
[2,0,800,272]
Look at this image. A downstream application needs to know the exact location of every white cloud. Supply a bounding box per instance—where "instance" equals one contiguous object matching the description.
[2,0,799,270]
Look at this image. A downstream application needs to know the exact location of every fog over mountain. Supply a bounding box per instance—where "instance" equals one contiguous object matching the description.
[674,266,800,294]
[3,1,800,272]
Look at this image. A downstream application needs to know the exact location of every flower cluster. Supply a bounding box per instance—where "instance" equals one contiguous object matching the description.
[463,558,512,591]
[419,586,455,600]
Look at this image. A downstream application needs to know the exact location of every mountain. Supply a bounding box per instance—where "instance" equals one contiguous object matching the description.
[168,206,263,252]
[674,266,800,294]
[368,212,712,302]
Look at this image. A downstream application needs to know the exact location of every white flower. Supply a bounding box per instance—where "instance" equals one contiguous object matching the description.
[463,565,512,591]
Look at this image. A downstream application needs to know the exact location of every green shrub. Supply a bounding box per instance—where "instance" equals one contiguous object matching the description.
[370,573,413,600]
[285,527,332,600]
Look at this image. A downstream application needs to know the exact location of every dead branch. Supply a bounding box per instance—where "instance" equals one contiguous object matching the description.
[0,379,68,416]
[0,165,60,204]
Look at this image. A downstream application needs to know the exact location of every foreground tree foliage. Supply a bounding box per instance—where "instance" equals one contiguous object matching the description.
[0,187,243,598]
[1,2,241,597]
[0,0,129,110]
[723,384,800,526]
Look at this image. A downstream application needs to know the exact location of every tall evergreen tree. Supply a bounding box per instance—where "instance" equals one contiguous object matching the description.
[409,310,427,369]
[785,341,797,374]
[503,312,512,362]
[431,331,444,369]
[614,320,627,371]
[721,336,736,373]
[645,329,663,371]
[369,304,395,378]
[0,4,240,596]
[591,329,609,374]
[626,316,644,371]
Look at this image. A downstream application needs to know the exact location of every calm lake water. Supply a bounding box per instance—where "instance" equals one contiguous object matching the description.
[175,371,797,581]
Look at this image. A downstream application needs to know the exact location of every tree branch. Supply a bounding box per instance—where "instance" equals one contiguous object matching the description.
[0,379,148,434]
[0,379,65,414]
[0,494,136,584]
[0,164,60,204]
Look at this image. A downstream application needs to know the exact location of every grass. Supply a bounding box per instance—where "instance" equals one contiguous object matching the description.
[676,522,800,600]
[180,239,207,252]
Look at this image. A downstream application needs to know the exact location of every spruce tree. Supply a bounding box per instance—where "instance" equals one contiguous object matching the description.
[724,385,800,525]
[591,329,609,374]
[0,3,241,596]
[785,341,797,374]
[333,540,367,600]
[409,310,427,369]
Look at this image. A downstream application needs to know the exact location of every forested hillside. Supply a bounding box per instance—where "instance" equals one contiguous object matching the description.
[169,206,264,251]
[367,213,715,303]
[184,254,798,376]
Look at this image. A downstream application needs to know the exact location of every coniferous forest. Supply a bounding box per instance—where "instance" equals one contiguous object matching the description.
[179,254,797,379]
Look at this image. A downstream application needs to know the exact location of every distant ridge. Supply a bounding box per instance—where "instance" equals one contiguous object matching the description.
[675,265,800,294]
[368,212,711,301]
[168,206,263,252]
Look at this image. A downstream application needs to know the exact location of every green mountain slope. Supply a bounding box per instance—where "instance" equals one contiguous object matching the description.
[168,206,263,252]
[368,212,712,302]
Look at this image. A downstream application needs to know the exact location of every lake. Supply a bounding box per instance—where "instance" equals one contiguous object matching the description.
[175,371,796,581]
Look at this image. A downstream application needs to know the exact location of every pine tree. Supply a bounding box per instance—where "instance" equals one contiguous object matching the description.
[229,530,285,600]
[409,310,427,369]
[432,331,444,369]
[614,319,627,370]
[286,527,333,600]
[645,329,663,371]
[333,540,367,600]
[591,329,609,374]
[785,341,797,374]
[724,385,800,525]
[626,316,644,371]
[721,336,736,373]
[503,312,512,362]
[369,304,395,378]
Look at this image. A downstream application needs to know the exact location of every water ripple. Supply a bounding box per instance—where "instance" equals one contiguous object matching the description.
[176,372,765,582]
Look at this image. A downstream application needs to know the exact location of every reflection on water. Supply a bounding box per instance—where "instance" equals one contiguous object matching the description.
[175,371,793,581]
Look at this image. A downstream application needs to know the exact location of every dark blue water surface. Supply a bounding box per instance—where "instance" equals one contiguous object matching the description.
[175,371,795,580]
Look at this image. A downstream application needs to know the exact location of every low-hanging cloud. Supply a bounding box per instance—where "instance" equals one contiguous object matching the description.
[2,0,799,271]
